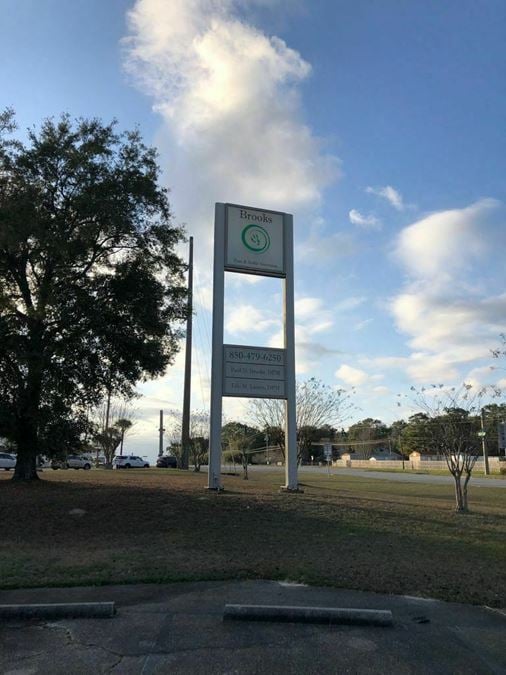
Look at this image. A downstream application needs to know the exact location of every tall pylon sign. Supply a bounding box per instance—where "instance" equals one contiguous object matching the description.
[208,203,298,491]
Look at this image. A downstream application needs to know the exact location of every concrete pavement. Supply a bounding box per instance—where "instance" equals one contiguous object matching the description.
[1,580,505,674]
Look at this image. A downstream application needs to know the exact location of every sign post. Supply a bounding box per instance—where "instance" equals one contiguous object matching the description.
[208,203,298,491]
[323,442,332,476]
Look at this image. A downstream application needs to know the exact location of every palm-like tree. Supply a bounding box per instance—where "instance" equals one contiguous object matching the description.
[115,419,133,457]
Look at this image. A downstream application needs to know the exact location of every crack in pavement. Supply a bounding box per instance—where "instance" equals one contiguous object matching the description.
[107,654,125,673]
[41,622,126,668]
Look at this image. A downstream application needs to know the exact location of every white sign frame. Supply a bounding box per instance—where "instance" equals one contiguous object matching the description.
[208,203,298,492]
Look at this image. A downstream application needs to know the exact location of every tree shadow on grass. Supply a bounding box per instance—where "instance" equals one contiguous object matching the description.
[0,476,504,606]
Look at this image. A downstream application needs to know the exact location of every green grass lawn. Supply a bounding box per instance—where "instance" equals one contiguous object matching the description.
[1,468,504,606]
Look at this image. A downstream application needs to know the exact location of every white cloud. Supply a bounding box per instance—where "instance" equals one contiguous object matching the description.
[366,185,404,210]
[372,385,390,395]
[294,296,334,332]
[349,209,381,230]
[227,274,265,287]
[387,198,506,385]
[390,291,506,356]
[225,304,278,335]
[404,353,460,383]
[394,198,499,280]
[193,278,213,312]
[335,364,370,386]
[465,365,503,389]
[268,295,336,373]
[295,296,325,320]
[124,0,340,220]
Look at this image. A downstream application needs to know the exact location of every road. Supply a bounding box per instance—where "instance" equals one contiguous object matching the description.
[238,464,506,489]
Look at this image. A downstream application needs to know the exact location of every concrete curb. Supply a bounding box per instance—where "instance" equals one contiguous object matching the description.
[0,602,115,620]
[223,604,393,626]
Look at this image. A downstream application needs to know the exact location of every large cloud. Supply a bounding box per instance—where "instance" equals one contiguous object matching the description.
[395,198,499,280]
[122,2,341,437]
[124,0,339,220]
[388,198,506,384]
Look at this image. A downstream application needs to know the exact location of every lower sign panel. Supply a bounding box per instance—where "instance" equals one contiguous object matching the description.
[223,378,286,399]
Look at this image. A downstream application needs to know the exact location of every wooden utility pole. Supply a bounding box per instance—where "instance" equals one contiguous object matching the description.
[158,409,164,457]
[97,385,112,467]
[181,236,193,470]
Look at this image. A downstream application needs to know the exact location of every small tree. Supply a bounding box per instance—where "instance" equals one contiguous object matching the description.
[408,413,432,455]
[249,378,354,464]
[388,419,408,462]
[167,441,182,464]
[166,409,209,470]
[93,399,135,468]
[116,418,133,457]
[409,384,498,512]
[166,411,183,467]
[222,422,262,480]
[346,418,389,459]
[189,410,209,472]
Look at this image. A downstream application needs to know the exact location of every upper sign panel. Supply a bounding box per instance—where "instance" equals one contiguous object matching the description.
[225,204,285,276]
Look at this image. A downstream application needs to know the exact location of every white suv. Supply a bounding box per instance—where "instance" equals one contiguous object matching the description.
[67,455,92,470]
[114,455,150,469]
[52,455,92,470]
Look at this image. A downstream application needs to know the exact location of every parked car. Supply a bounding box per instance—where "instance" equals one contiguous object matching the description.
[0,452,16,471]
[156,455,178,468]
[67,455,92,470]
[114,455,150,469]
[51,455,92,470]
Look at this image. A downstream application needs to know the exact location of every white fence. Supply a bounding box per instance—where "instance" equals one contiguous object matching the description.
[332,457,503,473]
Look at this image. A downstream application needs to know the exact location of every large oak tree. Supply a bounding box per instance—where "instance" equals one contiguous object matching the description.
[0,111,188,480]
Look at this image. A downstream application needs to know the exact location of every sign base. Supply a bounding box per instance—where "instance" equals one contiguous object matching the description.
[279,486,305,494]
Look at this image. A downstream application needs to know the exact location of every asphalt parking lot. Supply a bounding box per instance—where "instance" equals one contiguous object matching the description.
[1,580,505,674]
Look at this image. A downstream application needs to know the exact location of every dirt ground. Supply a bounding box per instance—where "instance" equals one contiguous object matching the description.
[1,468,505,606]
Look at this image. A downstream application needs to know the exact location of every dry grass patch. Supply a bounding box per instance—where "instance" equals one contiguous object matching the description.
[1,468,504,606]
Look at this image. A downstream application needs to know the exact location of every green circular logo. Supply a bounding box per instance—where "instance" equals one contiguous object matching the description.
[241,224,271,253]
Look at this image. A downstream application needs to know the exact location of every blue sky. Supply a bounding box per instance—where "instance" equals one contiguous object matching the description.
[2,0,505,457]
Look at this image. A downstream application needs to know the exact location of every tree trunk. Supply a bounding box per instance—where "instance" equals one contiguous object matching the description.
[452,473,467,512]
[12,416,39,481]
[462,472,472,512]
[12,325,44,481]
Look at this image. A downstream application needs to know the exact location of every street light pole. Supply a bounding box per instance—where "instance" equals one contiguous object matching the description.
[264,433,269,465]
